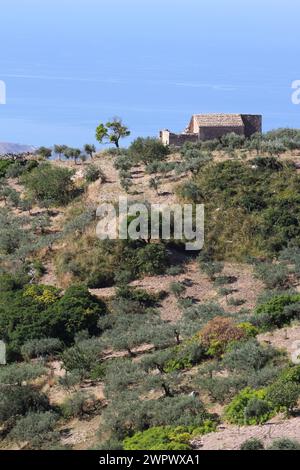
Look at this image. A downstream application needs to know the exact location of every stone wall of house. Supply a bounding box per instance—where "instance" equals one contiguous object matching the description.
[168,132,199,146]
[198,125,245,141]
[159,114,262,146]
[160,130,199,146]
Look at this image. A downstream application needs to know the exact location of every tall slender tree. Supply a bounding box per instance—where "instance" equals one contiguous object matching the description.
[96,117,130,148]
[84,144,96,160]
[54,144,67,161]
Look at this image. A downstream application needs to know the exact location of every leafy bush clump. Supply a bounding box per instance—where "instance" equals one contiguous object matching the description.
[23,284,61,305]
[266,380,300,415]
[84,164,105,183]
[0,283,106,355]
[0,363,46,385]
[268,438,300,450]
[179,160,300,259]
[252,294,300,329]
[5,159,38,178]
[61,339,105,381]
[9,411,59,447]
[199,260,224,281]
[129,137,169,164]
[0,385,50,423]
[21,338,64,360]
[164,341,206,373]
[222,339,279,373]
[101,394,216,441]
[57,237,170,288]
[169,282,186,298]
[254,263,289,289]
[61,392,98,418]
[178,302,227,338]
[21,163,75,205]
[115,286,159,308]
[240,438,265,450]
[135,243,170,275]
[237,322,259,338]
[37,285,106,344]
[165,265,185,276]
[0,272,29,292]
[224,388,274,425]
[279,365,300,384]
[123,423,216,451]
[0,159,14,177]
[199,317,246,357]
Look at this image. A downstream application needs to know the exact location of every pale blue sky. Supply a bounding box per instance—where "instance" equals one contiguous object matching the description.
[0,0,299,147]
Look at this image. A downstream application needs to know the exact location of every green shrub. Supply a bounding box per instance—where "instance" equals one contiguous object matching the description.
[225,388,274,425]
[86,270,115,288]
[135,243,169,275]
[199,260,224,280]
[240,438,265,450]
[164,341,206,373]
[0,283,106,355]
[104,147,128,156]
[0,159,14,177]
[218,287,235,297]
[129,137,169,164]
[0,363,46,385]
[244,398,272,424]
[21,338,64,360]
[198,374,247,404]
[115,286,159,308]
[0,272,28,292]
[61,392,97,418]
[237,322,259,338]
[179,302,227,337]
[44,285,106,344]
[120,176,132,192]
[101,394,216,441]
[9,411,59,446]
[214,275,237,286]
[222,339,279,373]
[23,284,61,305]
[253,156,284,170]
[179,160,300,259]
[0,385,50,423]
[84,164,105,183]
[279,365,300,384]
[252,294,300,329]
[61,339,105,380]
[266,380,300,415]
[0,208,35,258]
[5,160,38,178]
[254,263,289,289]
[32,260,46,278]
[123,424,215,451]
[114,155,133,171]
[21,163,75,205]
[268,438,300,450]
[165,265,185,276]
[169,282,186,298]
[179,182,203,202]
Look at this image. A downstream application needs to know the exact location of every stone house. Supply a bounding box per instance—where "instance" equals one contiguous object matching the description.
[160,113,262,146]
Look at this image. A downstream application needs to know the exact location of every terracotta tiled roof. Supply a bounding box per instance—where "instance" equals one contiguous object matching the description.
[193,114,244,127]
